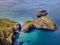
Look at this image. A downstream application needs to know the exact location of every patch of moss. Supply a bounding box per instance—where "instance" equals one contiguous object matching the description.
[4,18,17,23]
[0,18,17,27]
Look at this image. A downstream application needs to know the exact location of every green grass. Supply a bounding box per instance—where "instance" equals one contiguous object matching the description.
[24,20,34,25]
[0,18,17,27]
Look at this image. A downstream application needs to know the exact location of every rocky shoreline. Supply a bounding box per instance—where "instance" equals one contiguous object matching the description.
[0,10,57,45]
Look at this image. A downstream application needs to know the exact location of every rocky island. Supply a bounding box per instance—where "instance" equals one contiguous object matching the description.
[22,10,57,32]
[0,18,21,45]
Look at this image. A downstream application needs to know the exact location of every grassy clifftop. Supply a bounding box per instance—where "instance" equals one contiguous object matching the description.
[0,18,18,45]
[0,18,17,27]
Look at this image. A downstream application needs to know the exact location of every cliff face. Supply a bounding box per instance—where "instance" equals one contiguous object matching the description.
[0,18,21,45]
[22,16,57,32]
[22,20,34,32]
[34,16,57,30]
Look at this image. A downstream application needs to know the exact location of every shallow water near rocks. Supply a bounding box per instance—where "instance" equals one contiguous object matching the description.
[14,29,60,45]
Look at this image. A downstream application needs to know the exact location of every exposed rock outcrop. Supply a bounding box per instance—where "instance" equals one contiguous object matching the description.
[22,20,34,32]
[0,18,21,45]
[36,10,48,18]
[35,10,57,30]
[34,16,57,30]
[22,10,57,32]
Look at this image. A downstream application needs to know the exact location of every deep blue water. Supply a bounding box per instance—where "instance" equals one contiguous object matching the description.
[0,0,60,45]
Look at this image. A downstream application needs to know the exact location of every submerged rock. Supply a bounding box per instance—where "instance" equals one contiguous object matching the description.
[19,42,23,45]
[19,40,30,45]
[22,20,34,32]
[0,18,21,45]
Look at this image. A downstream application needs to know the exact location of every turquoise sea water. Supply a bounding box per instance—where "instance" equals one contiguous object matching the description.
[14,29,60,45]
[0,0,60,45]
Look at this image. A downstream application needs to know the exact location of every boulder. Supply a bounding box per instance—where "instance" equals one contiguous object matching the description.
[36,10,48,18]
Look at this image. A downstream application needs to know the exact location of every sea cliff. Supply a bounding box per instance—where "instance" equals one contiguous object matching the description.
[0,18,21,45]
